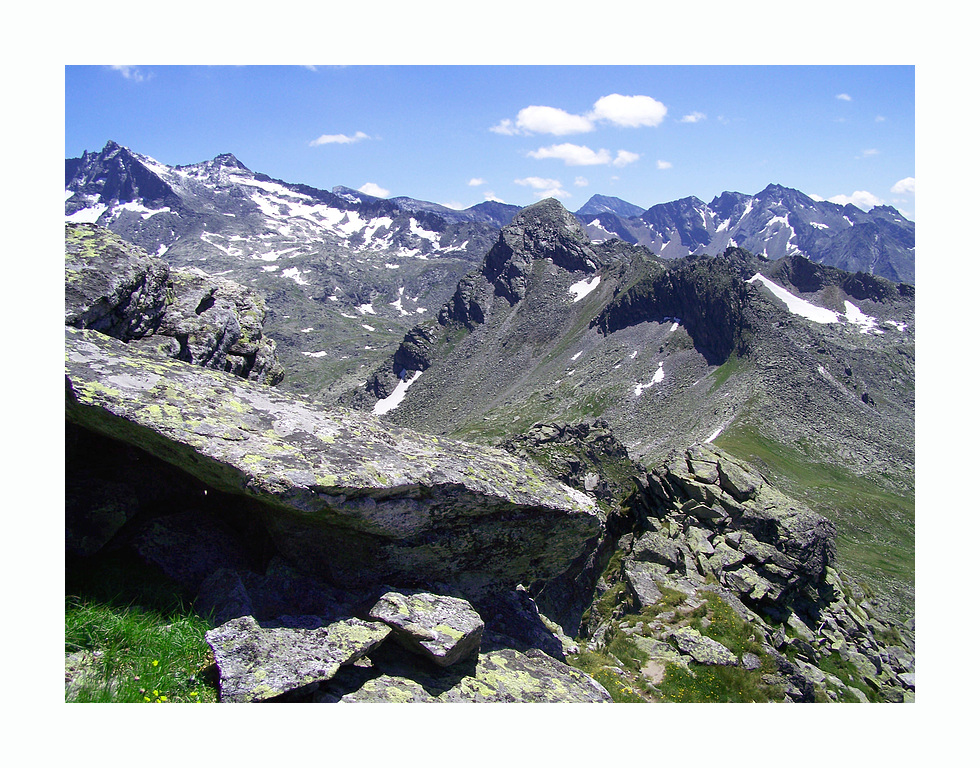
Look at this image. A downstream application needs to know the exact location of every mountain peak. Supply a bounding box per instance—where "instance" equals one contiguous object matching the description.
[576,194,646,219]
[212,152,249,170]
[511,198,583,234]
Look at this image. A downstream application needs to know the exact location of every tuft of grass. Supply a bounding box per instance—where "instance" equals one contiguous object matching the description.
[697,592,769,659]
[567,650,647,703]
[65,598,217,703]
[655,661,780,703]
[65,551,218,703]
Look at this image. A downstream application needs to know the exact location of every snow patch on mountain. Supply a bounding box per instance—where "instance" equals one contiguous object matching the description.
[844,301,883,334]
[66,204,108,223]
[281,267,310,286]
[747,274,839,324]
[634,362,665,396]
[570,275,601,302]
[373,371,424,415]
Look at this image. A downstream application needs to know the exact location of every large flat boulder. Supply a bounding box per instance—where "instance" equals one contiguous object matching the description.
[65,326,602,599]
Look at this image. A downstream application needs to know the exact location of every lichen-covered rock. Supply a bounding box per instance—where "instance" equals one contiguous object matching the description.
[65,222,284,385]
[205,614,391,702]
[645,444,837,617]
[144,267,284,385]
[337,648,612,703]
[669,626,739,666]
[368,590,484,667]
[65,222,170,340]
[65,326,602,601]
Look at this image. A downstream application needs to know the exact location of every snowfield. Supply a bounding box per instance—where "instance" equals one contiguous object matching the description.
[747,273,840,324]
[747,273,898,334]
[373,371,423,415]
[569,275,601,302]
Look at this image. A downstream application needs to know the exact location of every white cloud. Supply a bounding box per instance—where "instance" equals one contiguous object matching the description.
[490,119,519,135]
[574,176,589,187]
[891,177,915,194]
[514,177,570,199]
[484,191,505,203]
[875,115,887,122]
[528,143,611,165]
[358,182,390,197]
[836,93,852,101]
[309,131,370,146]
[468,178,486,186]
[492,93,667,136]
[828,190,884,210]
[590,94,667,128]
[441,201,465,210]
[527,144,640,168]
[681,111,707,123]
[861,148,880,157]
[656,160,672,170]
[613,150,640,168]
[110,65,149,82]
[508,105,595,136]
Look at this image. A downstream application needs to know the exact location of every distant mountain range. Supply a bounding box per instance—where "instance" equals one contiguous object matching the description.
[65,141,517,399]
[573,187,914,285]
[64,141,916,406]
[66,141,915,289]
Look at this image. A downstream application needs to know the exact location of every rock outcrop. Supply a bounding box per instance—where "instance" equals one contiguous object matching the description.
[66,222,284,385]
[582,443,914,702]
[65,325,602,602]
[591,253,751,365]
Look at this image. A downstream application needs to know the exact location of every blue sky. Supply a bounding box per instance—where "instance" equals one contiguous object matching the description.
[65,64,915,219]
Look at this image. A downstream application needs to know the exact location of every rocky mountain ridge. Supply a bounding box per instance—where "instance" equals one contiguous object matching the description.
[347,197,914,624]
[354,198,913,481]
[575,184,915,285]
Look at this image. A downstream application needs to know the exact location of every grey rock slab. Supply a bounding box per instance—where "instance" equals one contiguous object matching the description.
[205,614,391,702]
[368,590,484,667]
[623,560,671,608]
[669,626,739,666]
[65,326,601,597]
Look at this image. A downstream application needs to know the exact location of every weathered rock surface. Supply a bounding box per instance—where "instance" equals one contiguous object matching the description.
[669,626,739,666]
[65,325,601,601]
[65,221,171,340]
[332,646,611,703]
[368,590,484,667]
[65,222,283,385]
[630,444,837,620]
[205,614,391,702]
